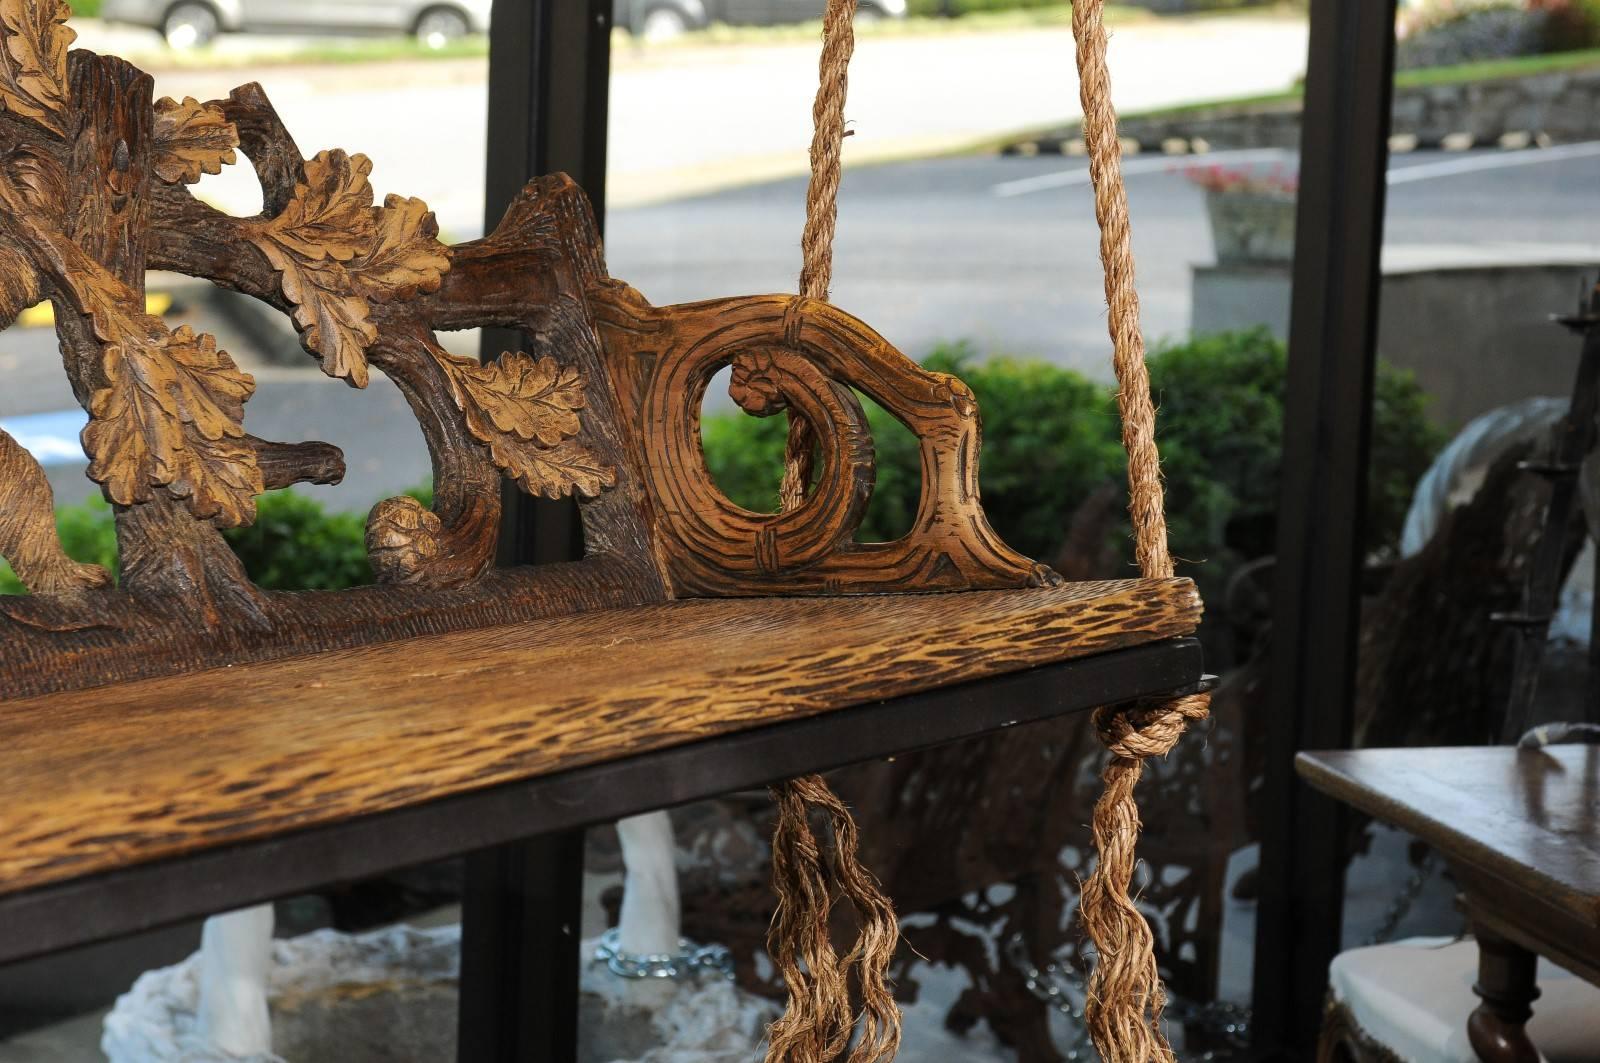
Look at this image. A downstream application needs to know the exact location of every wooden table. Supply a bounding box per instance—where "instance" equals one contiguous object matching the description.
[1297,745,1600,1062]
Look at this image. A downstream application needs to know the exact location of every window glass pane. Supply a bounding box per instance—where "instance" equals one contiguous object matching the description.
[597,4,1307,1058]
[1341,0,1600,961]
[0,8,486,1056]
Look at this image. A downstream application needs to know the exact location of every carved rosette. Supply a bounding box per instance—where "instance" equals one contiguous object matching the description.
[591,287,1059,596]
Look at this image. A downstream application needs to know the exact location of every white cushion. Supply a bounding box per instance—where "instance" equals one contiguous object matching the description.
[1330,936,1600,1063]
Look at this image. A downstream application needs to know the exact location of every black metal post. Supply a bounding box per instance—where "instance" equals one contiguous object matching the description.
[1250,1,1397,1056]
[460,2,613,1059]
[459,832,588,1061]
[483,0,612,563]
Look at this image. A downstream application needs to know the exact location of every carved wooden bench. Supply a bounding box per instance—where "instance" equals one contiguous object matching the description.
[0,0,1204,1030]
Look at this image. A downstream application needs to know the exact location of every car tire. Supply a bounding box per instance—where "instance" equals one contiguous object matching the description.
[640,7,690,42]
[162,1,219,49]
[414,6,471,49]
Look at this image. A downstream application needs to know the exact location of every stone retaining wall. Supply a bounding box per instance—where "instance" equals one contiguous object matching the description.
[1191,260,1592,428]
[1014,66,1600,154]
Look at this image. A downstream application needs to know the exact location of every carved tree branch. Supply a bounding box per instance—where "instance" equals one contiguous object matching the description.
[0,428,111,595]
[250,437,345,490]
[220,82,303,216]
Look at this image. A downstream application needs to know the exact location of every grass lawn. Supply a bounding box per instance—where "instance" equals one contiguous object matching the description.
[1104,46,1600,125]
[1395,47,1600,88]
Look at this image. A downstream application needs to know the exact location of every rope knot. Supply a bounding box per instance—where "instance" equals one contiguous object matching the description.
[1092,691,1210,761]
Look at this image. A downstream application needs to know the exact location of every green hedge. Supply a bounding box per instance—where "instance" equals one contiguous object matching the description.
[0,485,433,595]
[2,333,1441,602]
[68,0,101,18]
[703,330,1442,601]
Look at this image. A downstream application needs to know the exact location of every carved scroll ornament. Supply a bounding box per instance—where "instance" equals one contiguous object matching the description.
[0,0,1053,696]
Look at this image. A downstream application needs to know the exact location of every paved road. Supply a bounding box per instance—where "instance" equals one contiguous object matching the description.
[6,142,1599,511]
[67,14,1309,227]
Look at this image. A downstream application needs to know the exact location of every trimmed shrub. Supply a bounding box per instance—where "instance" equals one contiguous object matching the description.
[701,330,1442,601]
[0,486,434,595]
[1530,0,1600,49]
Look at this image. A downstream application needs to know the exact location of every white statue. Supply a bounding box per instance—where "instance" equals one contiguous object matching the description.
[197,904,275,1057]
[616,811,682,959]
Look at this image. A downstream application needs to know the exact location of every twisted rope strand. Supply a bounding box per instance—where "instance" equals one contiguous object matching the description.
[765,774,902,1063]
[781,0,856,511]
[767,778,855,1061]
[767,6,900,1059]
[1071,1,1212,1059]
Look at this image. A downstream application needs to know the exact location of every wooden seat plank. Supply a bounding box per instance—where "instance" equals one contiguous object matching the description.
[0,578,1199,897]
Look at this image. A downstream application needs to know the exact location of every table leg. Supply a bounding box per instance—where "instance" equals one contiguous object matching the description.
[1467,928,1542,1063]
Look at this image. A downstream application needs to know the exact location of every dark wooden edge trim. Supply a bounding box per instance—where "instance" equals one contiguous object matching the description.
[0,637,1202,966]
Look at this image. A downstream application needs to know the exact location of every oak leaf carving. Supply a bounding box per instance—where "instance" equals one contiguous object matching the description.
[251,153,451,388]
[257,242,378,388]
[452,351,586,447]
[483,437,617,500]
[0,146,57,328]
[0,0,72,137]
[80,283,262,527]
[433,347,615,499]
[353,194,451,302]
[151,96,239,185]
[261,149,377,261]
[0,427,110,595]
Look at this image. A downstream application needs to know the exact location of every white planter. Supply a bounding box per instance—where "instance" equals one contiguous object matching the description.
[1204,189,1297,265]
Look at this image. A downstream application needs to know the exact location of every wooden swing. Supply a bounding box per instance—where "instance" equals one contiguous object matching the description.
[0,0,1202,1058]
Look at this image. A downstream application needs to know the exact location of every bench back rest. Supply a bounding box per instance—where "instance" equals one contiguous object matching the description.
[0,2,1049,698]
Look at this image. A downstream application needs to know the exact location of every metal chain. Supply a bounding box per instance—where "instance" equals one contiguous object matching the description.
[593,927,736,981]
[1006,933,1251,1059]
[1006,933,1094,1060]
[1362,848,1439,948]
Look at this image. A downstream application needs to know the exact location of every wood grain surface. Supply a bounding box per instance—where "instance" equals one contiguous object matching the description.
[0,579,1198,895]
[1297,745,1600,927]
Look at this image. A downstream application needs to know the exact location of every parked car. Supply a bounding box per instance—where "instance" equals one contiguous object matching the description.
[98,0,491,49]
[613,0,907,40]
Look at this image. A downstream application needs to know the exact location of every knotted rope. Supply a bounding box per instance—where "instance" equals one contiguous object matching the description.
[1072,1,1211,1059]
[768,14,900,1061]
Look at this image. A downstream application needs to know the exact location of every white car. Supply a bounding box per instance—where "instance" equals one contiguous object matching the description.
[98,0,491,49]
